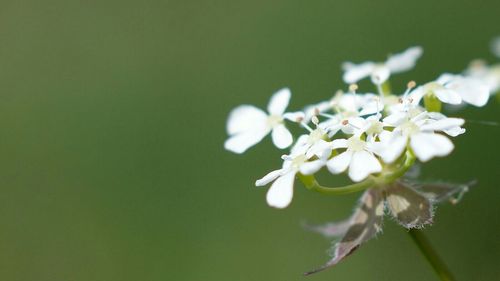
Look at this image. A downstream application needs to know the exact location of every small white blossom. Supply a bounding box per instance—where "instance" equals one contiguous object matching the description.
[411,74,490,107]
[375,111,465,163]
[255,137,329,209]
[465,60,500,94]
[225,88,296,153]
[342,46,423,85]
[325,136,382,182]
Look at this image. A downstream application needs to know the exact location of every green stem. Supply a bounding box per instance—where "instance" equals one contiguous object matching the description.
[298,150,416,195]
[382,150,416,181]
[408,229,456,281]
[297,173,376,195]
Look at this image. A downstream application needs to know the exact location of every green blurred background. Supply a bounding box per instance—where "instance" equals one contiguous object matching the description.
[0,0,498,280]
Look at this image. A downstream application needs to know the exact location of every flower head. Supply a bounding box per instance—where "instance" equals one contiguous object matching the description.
[224,42,494,276]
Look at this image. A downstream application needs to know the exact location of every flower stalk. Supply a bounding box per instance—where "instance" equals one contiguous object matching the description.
[408,229,456,281]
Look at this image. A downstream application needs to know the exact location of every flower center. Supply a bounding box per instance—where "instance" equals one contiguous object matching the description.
[267,115,283,128]
[400,121,420,136]
[365,120,384,135]
[291,154,307,169]
[347,137,366,152]
[307,128,325,145]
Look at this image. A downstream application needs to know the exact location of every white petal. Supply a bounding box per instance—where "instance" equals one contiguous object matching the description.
[370,65,390,85]
[226,105,268,134]
[383,112,407,127]
[451,77,490,107]
[267,88,291,115]
[306,139,332,159]
[290,135,309,155]
[303,101,331,121]
[444,127,466,137]
[372,134,407,163]
[271,124,293,149]
[331,139,349,149]
[342,62,376,84]
[408,86,425,105]
[385,46,423,73]
[224,129,270,154]
[348,151,382,182]
[420,117,464,132]
[255,169,283,186]
[434,88,462,105]
[426,112,446,120]
[327,151,352,174]
[359,100,383,116]
[283,111,305,122]
[436,73,457,85]
[410,133,454,162]
[266,171,296,209]
[299,160,325,175]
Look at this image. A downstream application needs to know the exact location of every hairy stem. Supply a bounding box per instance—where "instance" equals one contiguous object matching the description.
[408,229,456,281]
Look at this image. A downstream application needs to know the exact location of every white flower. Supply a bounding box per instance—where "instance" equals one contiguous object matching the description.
[225,88,296,153]
[255,139,328,209]
[491,36,500,58]
[316,92,383,138]
[326,136,382,182]
[465,60,500,94]
[342,46,423,85]
[375,111,465,163]
[411,74,490,107]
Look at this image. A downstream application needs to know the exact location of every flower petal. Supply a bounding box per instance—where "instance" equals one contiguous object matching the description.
[299,160,325,175]
[331,139,349,149]
[226,105,268,135]
[420,117,465,132]
[271,124,293,149]
[255,169,283,186]
[434,88,462,105]
[306,139,332,159]
[385,46,423,73]
[370,65,390,85]
[443,126,466,137]
[267,88,291,115]
[451,77,490,107]
[266,171,296,209]
[327,151,352,174]
[348,151,382,182]
[410,132,454,162]
[372,134,407,164]
[342,62,376,84]
[283,111,305,122]
[224,129,270,154]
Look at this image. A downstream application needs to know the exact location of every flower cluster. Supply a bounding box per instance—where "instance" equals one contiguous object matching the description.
[224,39,498,274]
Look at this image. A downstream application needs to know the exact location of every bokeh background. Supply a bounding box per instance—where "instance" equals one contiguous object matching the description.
[0,0,498,280]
